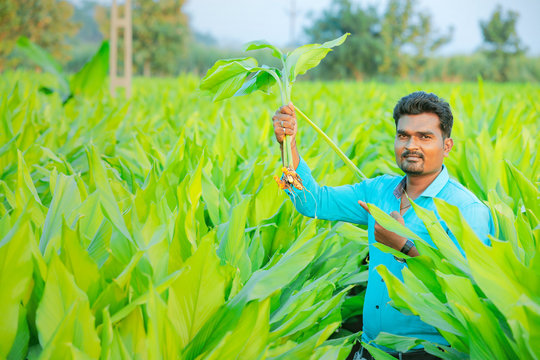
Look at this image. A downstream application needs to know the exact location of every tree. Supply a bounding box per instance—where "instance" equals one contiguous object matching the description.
[304,0,382,80]
[480,5,526,81]
[378,0,452,78]
[95,0,189,76]
[304,0,452,80]
[0,0,79,71]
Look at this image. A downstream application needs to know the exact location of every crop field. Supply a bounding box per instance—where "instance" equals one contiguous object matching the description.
[0,72,539,359]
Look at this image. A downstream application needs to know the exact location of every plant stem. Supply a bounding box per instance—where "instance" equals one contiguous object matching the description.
[281,76,294,169]
[294,106,367,181]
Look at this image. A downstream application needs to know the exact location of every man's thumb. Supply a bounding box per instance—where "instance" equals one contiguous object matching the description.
[390,211,405,225]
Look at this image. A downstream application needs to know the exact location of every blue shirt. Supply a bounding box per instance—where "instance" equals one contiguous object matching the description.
[285,157,494,349]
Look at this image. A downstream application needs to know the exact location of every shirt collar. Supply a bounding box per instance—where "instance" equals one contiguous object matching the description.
[393,165,449,199]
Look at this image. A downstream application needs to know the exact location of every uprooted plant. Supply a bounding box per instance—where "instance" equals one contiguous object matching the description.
[199,33,367,192]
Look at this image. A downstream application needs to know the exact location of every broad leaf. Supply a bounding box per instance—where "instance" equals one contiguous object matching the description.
[168,239,228,349]
[200,58,258,101]
[35,256,100,358]
[39,174,82,258]
[234,68,278,97]
[372,332,424,353]
[285,33,349,82]
[0,214,33,359]
[70,41,109,97]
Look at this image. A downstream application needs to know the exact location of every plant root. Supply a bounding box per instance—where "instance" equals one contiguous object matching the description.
[274,166,304,191]
[274,168,318,219]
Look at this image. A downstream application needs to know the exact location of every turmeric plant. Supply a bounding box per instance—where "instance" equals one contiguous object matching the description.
[200,33,366,192]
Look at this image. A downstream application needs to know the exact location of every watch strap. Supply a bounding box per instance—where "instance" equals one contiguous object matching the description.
[400,240,414,255]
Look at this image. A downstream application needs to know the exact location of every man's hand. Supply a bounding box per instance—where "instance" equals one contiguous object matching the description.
[272,102,297,145]
[358,200,408,252]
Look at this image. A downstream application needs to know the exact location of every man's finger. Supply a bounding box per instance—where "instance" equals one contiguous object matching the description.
[288,102,295,114]
[390,210,405,225]
[281,104,294,116]
[358,200,371,214]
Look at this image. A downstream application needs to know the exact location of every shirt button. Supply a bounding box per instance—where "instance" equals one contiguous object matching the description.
[375,305,380,309]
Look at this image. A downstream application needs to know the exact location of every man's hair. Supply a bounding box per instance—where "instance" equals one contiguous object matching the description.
[393,91,453,138]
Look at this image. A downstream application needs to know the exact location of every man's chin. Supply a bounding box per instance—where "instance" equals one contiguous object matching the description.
[400,165,424,175]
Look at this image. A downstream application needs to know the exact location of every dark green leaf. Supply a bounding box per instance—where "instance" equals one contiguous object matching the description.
[70,41,109,98]
[234,68,278,97]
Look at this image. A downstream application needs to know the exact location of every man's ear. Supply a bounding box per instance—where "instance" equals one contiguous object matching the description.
[443,138,453,157]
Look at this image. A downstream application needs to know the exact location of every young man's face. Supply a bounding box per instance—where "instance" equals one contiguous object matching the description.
[394,113,453,177]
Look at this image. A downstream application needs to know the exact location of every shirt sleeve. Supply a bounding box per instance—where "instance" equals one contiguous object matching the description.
[284,157,378,225]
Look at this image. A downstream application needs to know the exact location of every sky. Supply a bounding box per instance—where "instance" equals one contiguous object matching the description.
[183,0,540,55]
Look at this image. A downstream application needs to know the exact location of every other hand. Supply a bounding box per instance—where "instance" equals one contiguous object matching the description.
[358,200,408,251]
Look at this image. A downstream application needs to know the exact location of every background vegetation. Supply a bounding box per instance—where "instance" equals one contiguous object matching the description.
[1,0,539,82]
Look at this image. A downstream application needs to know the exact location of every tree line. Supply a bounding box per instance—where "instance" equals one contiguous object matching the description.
[1,0,538,82]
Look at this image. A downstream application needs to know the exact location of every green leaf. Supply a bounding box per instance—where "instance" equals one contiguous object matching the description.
[234,68,278,97]
[201,299,270,360]
[244,40,284,61]
[184,231,325,359]
[86,146,134,246]
[168,239,228,349]
[0,215,33,359]
[372,332,424,353]
[409,198,470,275]
[270,286,351,339]
[505,160,540,216]
[15,37,69,98]
[7,305,29,360]
[39,174,82,258]
[35,255,87,345]
[15,151,46,228]
[70,41,109,98]
[433,197,538,318]
[437,272,518,358]
[361,342,400,360]
[217,196,252,281]
[99,309,113,360]
[36,256,100,358]
[147,287,180,359]
[376,265,466,337]
[201,171,220,225]
[285,33,349,82]
[240,230,326,302]
[60,219,101,302]
[365,202,422,241]
[269,322,341,360]
[200,58,258,101]
[114,307,146,358]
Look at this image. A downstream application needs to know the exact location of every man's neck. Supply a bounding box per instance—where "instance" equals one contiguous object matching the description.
[405,167,443,199]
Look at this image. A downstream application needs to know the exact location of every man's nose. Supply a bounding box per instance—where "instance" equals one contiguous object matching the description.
[405,136,419,149]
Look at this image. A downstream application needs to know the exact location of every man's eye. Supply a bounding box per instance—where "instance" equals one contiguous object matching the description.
[421,135,431,139]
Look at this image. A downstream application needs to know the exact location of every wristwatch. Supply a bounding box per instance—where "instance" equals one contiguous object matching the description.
[400,240,414,255]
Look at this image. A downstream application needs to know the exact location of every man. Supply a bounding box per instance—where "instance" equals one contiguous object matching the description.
[272,91,494,360]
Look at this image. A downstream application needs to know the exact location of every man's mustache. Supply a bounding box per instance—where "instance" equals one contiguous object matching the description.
[402,150,424,159]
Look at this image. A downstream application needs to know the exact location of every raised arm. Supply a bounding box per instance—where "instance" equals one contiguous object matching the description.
[272,103,375,224]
